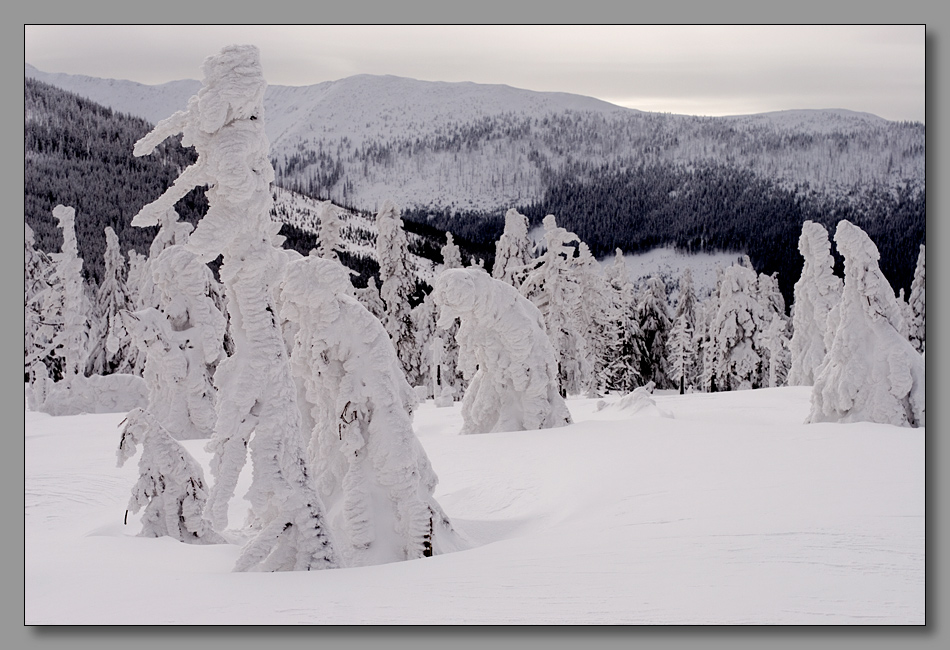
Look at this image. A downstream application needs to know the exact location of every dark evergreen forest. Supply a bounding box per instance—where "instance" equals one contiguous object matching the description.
[517,164,925,309]
[25,77,208,285]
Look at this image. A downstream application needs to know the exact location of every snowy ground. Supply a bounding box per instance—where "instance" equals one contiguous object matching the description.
[24,386,923,625]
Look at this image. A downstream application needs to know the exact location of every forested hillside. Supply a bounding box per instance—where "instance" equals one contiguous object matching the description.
[24,77,208,285]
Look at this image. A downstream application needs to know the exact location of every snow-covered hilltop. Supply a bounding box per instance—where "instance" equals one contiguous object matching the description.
[26,63,924,215]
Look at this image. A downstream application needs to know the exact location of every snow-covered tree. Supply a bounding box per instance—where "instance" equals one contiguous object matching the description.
[131,45,337,572]
[317,201,344,260]
[133,208,196,312]
[492,208,532,288]
[636,274,673,389]
[85,227,138,377]
[667,268,700,393]
[907,244,925,353]
[708,263,767,391]
[50,205,88,384]
[601,249,641,393]
[441,231,463,270]
[574,242,619,397]
[787,221,843,386]
[434,267,573,434]
[521,215,590,396]
[756,272,790,388]
[25,224,61,385]
[354,276,386,322]
[117,407,225,544]
[376,200,422,386]
[807,220,924,428]
[279,256,460,566]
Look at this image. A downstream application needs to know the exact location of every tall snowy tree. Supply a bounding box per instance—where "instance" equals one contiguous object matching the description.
[520,214,590,396]
[85,227,138,377]
[601,249,641,393]
[50,205,88,384]
[279,256,461,567]
[131,45,337,572]
[317,201,344,260]
[441,231,463,270]
[708,263,767,391]
[376,200,423,387]
[787,221,843,386]
[25,224,61,385]
[755,272,790,388]
[635,274,673,389]
[434,268,572,434]
[667,268,700,393]
[492,208,532,288]
[354,276,386,322]
[808,220,924,427]
[907,244,925,353]
[574,242,619,397]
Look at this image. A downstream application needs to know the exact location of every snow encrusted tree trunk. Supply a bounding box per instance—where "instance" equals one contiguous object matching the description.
[117,407,225,544]
[131,45,337,572]
[279,256,461,567]
[376,200,423,387]
[434,268,572,434]
[788,221,843,386]
[907,244,925,353]
[50,205,88,384]
[807,220,924,427]
[492,208,532,288]
[86,227,138,377]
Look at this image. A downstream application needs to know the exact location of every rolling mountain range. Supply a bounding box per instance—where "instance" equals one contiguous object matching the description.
[24,63,925,305]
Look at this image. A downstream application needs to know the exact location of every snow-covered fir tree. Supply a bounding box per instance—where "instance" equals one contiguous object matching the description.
[50,205,88,384]
[85,227,138,377]
[317,201,344,260]
[117,407,225,544]
[441,231,463,270]
[755,271,790,388]
[807,220,924,428]
[575,242,619,397]
[635,274,673,389]
[279,256,460,567]
[131,45,337,572]
[492,208,532,288]
[376,200,423,386]
[25,224,61,386]
[520,214,591,396]
[434,267,572,434]
[787,221,843,386]
[667,268,700,393]
[708,262,768,391]
[907,244,925,353]
[601,249,642,393]
[133,207,196,312]
[354,276,386,322]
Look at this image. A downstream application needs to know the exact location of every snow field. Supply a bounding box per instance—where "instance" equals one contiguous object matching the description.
[25,386,924,624]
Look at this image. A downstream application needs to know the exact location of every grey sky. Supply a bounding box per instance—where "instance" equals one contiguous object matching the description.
[24,25,925,122]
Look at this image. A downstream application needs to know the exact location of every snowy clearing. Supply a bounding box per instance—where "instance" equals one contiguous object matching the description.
[25,385,923,625]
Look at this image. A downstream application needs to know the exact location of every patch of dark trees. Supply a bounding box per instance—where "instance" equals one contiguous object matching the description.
[516,163,924,310]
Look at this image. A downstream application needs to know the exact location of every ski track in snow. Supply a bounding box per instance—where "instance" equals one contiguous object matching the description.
[25,386,924,624]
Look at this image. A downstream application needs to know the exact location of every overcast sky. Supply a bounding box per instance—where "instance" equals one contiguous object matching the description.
[24,25,926,122]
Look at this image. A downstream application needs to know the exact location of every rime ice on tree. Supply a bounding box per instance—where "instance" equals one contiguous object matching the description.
[131,45,337,572]
[492,208,532,288]
[788,221,843,386]
[434,267,572,434]
[117,408,224,544]
[907,244,925,354]
[807,220,924,428]
[279,256,460,567]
